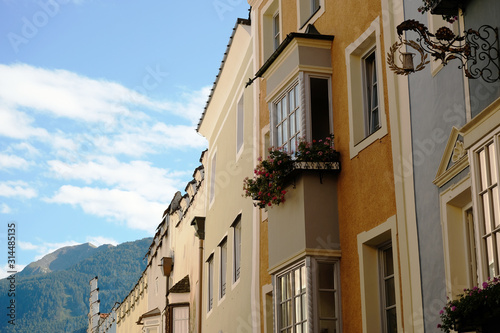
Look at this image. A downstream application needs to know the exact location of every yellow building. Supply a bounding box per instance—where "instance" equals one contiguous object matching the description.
[246,0,423,332]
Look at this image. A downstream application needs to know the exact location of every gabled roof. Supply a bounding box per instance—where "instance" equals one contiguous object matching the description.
[136,307,161,324]
[196,17,251,132]
[170,275,190,293]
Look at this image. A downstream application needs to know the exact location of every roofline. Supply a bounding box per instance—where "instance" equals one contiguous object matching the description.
[196,17,251,132]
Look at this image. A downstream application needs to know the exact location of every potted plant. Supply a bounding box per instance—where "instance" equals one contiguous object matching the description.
[243,135,340,208]
[438,277,500,333]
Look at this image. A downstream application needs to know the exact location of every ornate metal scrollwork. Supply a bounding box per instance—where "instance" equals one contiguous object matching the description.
[387,19,500,82]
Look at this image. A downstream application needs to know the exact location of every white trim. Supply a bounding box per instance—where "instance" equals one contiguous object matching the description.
[345,17,388,159]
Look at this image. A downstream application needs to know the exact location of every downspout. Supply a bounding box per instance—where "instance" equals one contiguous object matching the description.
[198,238,204,333]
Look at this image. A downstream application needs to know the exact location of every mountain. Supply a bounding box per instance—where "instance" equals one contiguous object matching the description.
[0,237,152,333]
[18,242,112,277]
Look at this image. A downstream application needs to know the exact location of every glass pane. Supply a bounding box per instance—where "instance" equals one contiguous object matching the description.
[294,86,299,109]
[493,186,500,228]
[281,303,288,327]
[371,83,378,108]
[277,101,282,122]
[280,276,286,300]
[489,143,497,185]
[278,125,283,147]
[319,291,336,318]
[303,322,308,333]
[384,248,394,276]
[295,268,301,295]
[290,88,295,110]
[295,295,302,322]
[483,192,492,234]
[301,266,306,291]
[318,263,334,289]
[290,111,296,135]
[296,323,302,333]
[371,108,379,133]
[486,236,496,277]
[296,109,302,135]
[385,277,396,307]
[283,95,288,119]
[386,307,398,333]
[283,119,288,146]
[291,137,296,153]
[479,149,488,190]
[320,320,337,333]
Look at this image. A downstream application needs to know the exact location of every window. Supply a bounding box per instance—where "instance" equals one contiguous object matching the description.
[273,12,280,51]
[237,95,244,154]
[172,306,189,333]
[473,136,500,278]
[298,0,323,29]
[346,17,387,159]
[363,50,379,136]
[219,238,227,299]
[233,216,241,282]
[207,255,214,312]
[380,244,397,333]
[276,263,307,332]
[209,153,216,204]
[262,1,279,61]
[271,75,332,151]
[275,83,300,152]
[358,217,401,333]
[317,261,340,333]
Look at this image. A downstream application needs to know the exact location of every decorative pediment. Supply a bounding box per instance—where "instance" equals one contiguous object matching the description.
[434,127,469,187]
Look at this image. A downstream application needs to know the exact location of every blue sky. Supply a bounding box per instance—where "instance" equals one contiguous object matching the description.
[0,0,250,278]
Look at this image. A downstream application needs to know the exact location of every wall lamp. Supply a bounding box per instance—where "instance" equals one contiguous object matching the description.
[387,19,499,82]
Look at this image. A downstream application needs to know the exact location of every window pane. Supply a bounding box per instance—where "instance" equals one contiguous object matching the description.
[295,268,301,295]
[318,263,335,289]
[483,192,492,234]
[489,143,497,184]
[385,277,396,306]
[479,149,488,190]
[295,295,302,322]
[320,320,337,333]
[384,248,394,276]
[386,307,398,333]
[283,119,288,149]
[301,293,307,320]
[493,186,500,228]
[486,236,496,277]
[290,88,295,110]
[290,111,296,136]
[301,266,306,291]
[319,291,336,318]
[277,101,282,122]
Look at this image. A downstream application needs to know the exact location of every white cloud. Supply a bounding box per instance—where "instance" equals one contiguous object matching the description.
[18,241,38,250]
[0,264,26,280]
[1,203,11,213]
[45,185,163,232]
[86,236,118,247]
[48,157,185,202]
[0,153,30,170]
[0,104,49,140]
[0,181,37,198]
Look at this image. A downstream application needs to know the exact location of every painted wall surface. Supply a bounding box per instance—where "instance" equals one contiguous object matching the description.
[116,273,148,333]
[463,0,500,118]
[198,22,256,333]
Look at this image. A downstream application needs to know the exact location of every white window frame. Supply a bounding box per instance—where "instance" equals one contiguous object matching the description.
[219,237,228,300]
[261,0,280,62]
[297,0,325,31]
[358,216,402,333]
[207,254,214,313]
[270,73,333,150]
[232,216,242,284]
[172,305,189,333]
[379,242,397,333]
[273,11,280,51]
[470,128,500,281]
[313,258,341,333]
[362,49,380,137]
[346,17,387,159]
[274,260,308,333]
[273,80,301,152]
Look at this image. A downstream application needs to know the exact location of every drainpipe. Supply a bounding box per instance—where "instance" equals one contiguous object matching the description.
[160,257,173,333]
[198,238,204,333]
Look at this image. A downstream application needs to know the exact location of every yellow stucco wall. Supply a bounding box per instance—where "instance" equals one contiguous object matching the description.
[254,0,398,332]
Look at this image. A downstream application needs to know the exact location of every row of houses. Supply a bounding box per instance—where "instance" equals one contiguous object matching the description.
[89,0,500,332]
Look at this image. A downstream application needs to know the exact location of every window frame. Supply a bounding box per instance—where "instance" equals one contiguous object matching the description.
[297,0,325,31]
[232,215,242,284]
[379,242,397,333]
[362,49,380,137]
[273,11,280,51]
[314,258,341,333]
[470,129,500,281]
[219,237,228,300]
[207,254,214,313]
[270,73,333,150]
[345,17,387,159]
[171,304,190,333]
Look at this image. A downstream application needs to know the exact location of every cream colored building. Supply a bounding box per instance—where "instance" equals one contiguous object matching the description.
[115,271,148,333]
[196,17,259,333]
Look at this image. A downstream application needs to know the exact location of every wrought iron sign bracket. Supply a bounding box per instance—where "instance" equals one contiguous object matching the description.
[387,19,500,82]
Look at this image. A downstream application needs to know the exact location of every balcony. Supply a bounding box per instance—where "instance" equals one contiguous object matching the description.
[267,162,340,270]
